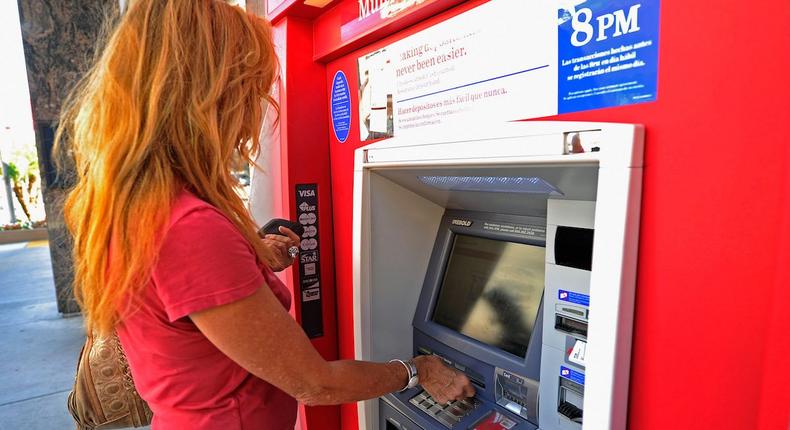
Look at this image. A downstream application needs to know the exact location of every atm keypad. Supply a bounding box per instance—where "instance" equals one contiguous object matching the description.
[409,391,479,428]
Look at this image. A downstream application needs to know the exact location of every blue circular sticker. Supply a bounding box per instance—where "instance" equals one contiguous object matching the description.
[330,71,351,143]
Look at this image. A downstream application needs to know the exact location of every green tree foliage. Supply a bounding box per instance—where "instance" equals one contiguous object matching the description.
[3,148,40,223]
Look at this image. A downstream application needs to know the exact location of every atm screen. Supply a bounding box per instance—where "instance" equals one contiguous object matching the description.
[432,235,545,357]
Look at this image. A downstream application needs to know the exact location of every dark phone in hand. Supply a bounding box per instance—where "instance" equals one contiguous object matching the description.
[259,218,305,237]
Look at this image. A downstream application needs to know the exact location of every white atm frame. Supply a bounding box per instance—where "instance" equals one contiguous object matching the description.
[352,121,644,430]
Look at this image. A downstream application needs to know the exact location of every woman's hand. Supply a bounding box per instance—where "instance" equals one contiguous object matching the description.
[259,226,301,272]
[413,355,475,404]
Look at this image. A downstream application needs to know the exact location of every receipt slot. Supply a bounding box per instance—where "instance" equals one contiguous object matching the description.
[351,122,643,429]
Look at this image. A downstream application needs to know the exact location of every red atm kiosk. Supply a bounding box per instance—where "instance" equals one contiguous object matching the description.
[251,0,790,429]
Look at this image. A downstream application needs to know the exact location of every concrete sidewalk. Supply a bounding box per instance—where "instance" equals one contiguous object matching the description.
[0,241,86,430]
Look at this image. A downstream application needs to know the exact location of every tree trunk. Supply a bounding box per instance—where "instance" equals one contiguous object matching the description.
[26,173,38,207]
[12,183,32,222]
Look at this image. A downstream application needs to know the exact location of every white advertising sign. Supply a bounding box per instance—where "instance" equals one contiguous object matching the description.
[355,0,660,141]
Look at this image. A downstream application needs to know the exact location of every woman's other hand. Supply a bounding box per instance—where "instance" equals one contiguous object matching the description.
[260,226,302,271]
[414,355,475,404]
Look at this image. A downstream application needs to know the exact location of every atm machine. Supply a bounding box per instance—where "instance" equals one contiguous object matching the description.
[352,122,643,430]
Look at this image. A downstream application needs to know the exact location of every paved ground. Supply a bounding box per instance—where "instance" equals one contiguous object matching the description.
[0,241,150,430]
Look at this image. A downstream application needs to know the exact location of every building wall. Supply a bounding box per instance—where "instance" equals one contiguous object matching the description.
[17,0,118,314]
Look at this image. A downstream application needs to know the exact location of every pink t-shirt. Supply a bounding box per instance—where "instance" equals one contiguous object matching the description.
[117,191,297,429]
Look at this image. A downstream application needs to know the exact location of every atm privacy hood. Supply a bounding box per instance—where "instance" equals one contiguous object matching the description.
[358,121,643,217]
[372,164,599,217]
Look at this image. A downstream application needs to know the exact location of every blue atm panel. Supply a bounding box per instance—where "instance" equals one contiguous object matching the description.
[381,210,548,430]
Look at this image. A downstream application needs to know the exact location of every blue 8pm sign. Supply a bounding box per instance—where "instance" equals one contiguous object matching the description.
[557,0,660,114]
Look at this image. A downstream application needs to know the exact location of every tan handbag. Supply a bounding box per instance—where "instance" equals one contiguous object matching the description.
[67,332,153,429]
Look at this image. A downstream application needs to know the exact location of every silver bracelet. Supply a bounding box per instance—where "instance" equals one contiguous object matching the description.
[389,359,411,392]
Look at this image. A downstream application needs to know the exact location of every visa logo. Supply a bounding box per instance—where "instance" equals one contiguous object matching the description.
[299,190,316,197]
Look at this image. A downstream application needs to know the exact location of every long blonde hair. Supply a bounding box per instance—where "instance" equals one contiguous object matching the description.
[55,0,279,335]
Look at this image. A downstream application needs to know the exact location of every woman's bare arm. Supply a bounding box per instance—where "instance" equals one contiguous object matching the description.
[190,283,474,406]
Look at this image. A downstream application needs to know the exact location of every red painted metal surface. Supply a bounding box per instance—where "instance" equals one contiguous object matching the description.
[266,0,344,24]
[272,0,790,428]
[312,0,465,62]
[317,1,790,429]
[272,16,341,430]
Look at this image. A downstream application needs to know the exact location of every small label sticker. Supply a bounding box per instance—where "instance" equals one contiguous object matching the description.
[298,212,317,225]
[302,287,321,302]
[303,225,318,237]
[482,222,546,239]
[303,262,317,276]
[568,340,587,367]
[300,251,318,264]
[558,289,590,307]
[300,238,319,251]
[560,366,585,386]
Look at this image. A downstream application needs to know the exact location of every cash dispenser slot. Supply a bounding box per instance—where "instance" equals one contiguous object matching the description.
[558,378,584,424]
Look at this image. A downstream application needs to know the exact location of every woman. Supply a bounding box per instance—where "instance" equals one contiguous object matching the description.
[55,0,473,429]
